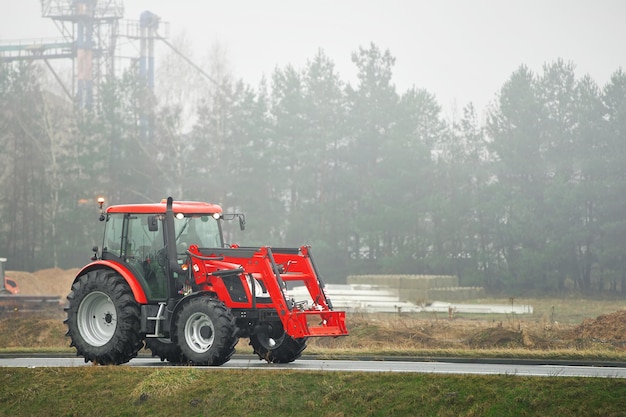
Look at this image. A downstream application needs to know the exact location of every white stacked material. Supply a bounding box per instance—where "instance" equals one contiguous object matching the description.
[424,301,534,315]
[287,284,533,315]
[287,284,422,313]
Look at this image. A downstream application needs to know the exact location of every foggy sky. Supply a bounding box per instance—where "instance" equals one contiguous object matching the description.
[1,0,624,116]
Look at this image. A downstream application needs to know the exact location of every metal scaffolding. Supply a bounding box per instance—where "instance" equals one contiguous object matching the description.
[0,0,124,110]
[41,0,124,109]
[0,0,170,124]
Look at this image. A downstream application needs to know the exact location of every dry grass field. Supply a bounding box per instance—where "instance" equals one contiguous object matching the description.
[2,268,626,360]
[305,309,626,359]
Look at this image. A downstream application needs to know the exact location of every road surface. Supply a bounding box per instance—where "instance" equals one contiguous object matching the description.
[2,356,626,378]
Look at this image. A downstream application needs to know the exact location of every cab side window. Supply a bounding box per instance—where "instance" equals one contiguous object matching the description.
[128,215,164,261]
[103,214,124,258]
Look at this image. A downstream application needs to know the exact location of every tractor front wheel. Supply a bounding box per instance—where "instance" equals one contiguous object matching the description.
[64,269,143,365]
[174,297,238,366]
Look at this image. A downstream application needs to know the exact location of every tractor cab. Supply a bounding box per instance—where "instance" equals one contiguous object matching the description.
[97,201,225,301]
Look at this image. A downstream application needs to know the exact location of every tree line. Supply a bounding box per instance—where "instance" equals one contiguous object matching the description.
[2,43,626,295]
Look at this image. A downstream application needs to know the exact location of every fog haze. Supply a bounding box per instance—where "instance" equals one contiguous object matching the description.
[1,0,624,115]
[2,1,626,296]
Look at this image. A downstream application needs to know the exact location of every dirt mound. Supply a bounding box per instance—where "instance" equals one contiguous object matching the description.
[468,327,523,348]
[573,310,626,342]
[5,268,79,301]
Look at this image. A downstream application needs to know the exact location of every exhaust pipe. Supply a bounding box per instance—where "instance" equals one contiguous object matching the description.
[165,197,185,275]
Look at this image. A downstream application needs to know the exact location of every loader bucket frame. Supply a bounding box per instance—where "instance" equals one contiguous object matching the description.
[187,245,348,339]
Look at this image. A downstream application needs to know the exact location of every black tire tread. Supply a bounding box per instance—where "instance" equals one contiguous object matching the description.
[175,297,238,366]
[144,338,184,363]
[64,269,143,365]
[250,332,307,363]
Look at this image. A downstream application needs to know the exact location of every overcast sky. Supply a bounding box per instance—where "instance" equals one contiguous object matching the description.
[1,1,625,116]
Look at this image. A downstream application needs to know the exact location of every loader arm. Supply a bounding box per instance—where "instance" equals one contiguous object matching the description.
[187,245,348,339]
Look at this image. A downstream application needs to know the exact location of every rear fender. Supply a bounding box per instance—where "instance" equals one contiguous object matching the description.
[74,260,148,304]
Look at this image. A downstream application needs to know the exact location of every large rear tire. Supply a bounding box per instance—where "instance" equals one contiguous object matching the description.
[175,297,238,366]
[249,323,307,363]
[64,269,143,365]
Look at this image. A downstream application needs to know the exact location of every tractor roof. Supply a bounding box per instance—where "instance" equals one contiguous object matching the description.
[106,200,223,215]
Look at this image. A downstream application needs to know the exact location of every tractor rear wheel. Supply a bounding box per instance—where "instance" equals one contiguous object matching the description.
[174,297,238,366]
[145,338,184,364]
[64,269,143,365]
[249,324,307,363]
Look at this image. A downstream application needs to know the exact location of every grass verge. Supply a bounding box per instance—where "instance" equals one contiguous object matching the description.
[1,367,626,417]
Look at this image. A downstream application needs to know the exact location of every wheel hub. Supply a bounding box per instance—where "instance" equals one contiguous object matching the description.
[200,325,213,339]
[184,312,215,353]
[77,291,116,347]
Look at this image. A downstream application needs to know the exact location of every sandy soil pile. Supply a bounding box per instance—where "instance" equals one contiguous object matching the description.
[5,268,79,301]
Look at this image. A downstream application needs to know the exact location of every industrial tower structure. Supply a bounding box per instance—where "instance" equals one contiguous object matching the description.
[0,0,163,112]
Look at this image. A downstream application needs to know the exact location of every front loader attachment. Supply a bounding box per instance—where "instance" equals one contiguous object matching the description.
[270,246,347,338]
[288,309,347,338]
[187,245,348,339]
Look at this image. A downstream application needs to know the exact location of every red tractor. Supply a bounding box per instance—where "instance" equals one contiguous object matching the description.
[65,197,347,365]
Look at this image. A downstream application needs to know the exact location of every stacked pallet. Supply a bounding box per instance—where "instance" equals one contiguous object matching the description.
[347,274,485,302]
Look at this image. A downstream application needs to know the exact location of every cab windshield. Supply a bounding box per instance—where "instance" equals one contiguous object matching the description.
[174,214,222,249]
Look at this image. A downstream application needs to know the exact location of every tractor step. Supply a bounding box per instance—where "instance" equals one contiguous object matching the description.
[145,302,167,337]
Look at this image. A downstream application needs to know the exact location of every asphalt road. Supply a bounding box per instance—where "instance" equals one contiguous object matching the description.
[2,356,626,378]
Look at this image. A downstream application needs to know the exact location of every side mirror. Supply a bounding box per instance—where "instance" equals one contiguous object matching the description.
[220,213,246,230]
[148,215,159,232]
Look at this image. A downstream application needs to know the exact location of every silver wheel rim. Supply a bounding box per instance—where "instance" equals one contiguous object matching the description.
[259,328,285,350]
[184,312,215,353]
[267,336,283,348]
[77,291,116,346]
